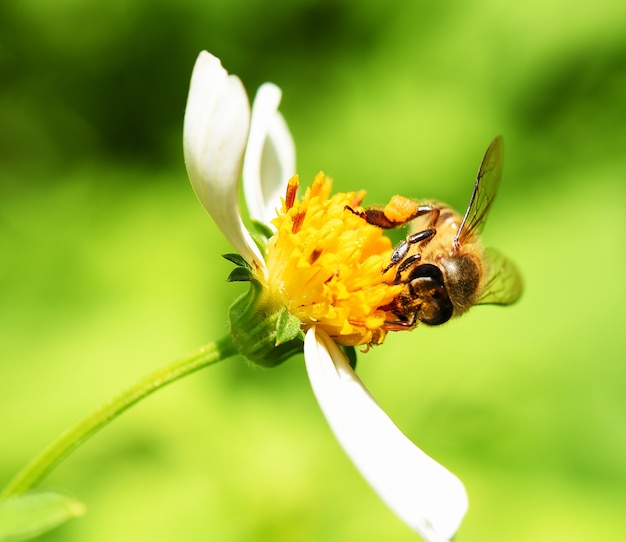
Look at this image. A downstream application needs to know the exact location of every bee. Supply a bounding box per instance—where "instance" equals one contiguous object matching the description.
[347,136,522,329]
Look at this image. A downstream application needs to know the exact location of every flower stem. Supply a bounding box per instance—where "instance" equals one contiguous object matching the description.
[1,336,238,498]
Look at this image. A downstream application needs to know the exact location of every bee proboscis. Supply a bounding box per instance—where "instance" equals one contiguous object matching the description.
[347,136,522,329]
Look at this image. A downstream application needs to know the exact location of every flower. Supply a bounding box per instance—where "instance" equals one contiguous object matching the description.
[183,50,468,542]
[265,172,406,347]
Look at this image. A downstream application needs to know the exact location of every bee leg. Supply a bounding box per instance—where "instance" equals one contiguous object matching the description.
[407,228,436,246]
[345,206,399,229]
[383,240,410,273]
[382,228,436,274]
[406,227,437,253]
[382,312,418,331]
[417,206,440,249]
[345,203,436,229]
[394,253,422,282]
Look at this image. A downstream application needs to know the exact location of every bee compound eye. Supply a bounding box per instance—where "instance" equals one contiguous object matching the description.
[408,264,454,325]
[407,263,444,283]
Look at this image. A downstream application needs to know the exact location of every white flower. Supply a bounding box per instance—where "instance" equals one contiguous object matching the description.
[183,50,468,542]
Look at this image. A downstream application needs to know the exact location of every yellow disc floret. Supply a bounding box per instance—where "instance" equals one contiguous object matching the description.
[264,172,403,347]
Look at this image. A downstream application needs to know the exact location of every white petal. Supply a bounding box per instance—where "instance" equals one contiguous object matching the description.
[304,327,468,542]
[183,51,265,269]
[243,83,296,226]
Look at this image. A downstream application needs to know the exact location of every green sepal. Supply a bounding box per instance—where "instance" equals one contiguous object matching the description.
[229,281,304,368]
[222,253,252,269]
[341,345,358,370]
[227,266,256,283]
[248,220,273,262]
[249,232,268,261]
[0,490,86,541]
[250,219,273,240]
[275,307,305,345]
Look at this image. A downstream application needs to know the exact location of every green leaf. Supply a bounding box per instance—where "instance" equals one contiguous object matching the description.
[275,307,304,345]
[226,266,256,283]
[0,490,86,541]
[222,253,252,269]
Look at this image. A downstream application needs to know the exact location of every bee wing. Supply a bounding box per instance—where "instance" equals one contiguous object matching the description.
[478,247,523,305]
[454,136,504,246]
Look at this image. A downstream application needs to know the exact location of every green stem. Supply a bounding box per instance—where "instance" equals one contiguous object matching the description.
[1,335,238,498]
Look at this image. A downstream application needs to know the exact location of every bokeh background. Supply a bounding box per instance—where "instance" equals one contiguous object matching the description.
[2,1,625,540]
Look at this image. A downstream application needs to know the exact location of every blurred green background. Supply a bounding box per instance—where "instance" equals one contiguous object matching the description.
[1,0,625,540]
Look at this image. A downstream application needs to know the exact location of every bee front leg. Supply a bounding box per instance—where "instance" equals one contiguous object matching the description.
[394,253,422,281]
[382,312,418,331]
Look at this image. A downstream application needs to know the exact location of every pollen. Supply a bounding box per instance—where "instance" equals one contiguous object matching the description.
[384,195,420,223]
[265,172,403,347]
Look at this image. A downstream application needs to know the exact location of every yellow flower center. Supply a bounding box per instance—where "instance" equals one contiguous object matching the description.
[264,172,403,347]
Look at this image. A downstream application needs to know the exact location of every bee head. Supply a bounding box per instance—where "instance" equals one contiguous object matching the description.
[407,264,454,325]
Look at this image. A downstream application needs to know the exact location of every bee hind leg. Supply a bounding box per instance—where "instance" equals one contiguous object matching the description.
[345,206,400,229]
[345,201,437,229]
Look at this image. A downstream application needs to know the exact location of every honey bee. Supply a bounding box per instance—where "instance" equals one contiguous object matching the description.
[347,136,522,329]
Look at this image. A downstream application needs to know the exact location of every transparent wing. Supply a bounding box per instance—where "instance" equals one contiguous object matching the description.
[478,247,523,305]
[454,137,504,246]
